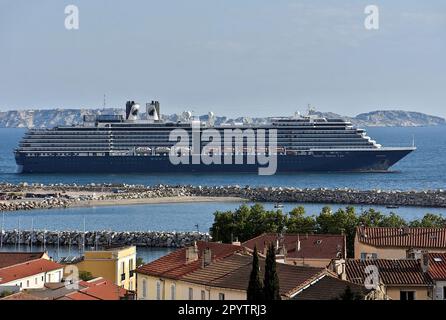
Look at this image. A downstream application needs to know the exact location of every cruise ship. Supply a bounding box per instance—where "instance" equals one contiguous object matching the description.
[14,101,415,174]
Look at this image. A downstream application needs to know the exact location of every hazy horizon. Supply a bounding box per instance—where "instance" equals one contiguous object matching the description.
[1,0,445,118]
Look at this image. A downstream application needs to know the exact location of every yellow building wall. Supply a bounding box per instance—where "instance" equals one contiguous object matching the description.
[136,274,246,300]
[385,286,432,300]
[75,246,136,291]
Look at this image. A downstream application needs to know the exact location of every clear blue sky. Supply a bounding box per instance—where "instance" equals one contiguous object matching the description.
[0,0,445,117]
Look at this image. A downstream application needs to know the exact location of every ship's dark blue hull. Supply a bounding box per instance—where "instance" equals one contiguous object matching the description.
[15,149,414,173]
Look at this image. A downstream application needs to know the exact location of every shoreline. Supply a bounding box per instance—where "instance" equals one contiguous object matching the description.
[2,183,446,212]
[72,196,247,208]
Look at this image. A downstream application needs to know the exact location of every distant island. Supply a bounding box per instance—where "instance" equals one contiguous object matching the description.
[0,108,444,128]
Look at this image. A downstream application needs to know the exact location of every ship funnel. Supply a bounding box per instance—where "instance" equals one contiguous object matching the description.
[146,101,160,122]
[126,101,140,121]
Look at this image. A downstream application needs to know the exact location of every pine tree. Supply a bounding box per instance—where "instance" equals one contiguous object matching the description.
[247,246,264,300]
[263,243,281,300]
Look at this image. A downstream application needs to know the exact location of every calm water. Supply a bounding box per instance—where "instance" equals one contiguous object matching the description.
[1,127,446,190]
[0,244,174,264]
[1,202,445,233]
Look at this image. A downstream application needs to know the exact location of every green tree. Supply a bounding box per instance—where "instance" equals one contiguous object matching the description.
[136,257,145,267]
[79,270,94,281]
[210,210,236,243]
[410,213,445,228]
[263,243,281,300]
[286,206,316,234]
[247,246,264,301]
[336,286,364,300]
[380,212,407,227]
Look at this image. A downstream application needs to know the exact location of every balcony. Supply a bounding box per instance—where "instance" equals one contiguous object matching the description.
[121,273,126,281]
[129,270,135,278]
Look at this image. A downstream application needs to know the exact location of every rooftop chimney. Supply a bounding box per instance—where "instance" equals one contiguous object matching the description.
[202,248,212,267]
[185,242,199,264]
[421,251,430,273]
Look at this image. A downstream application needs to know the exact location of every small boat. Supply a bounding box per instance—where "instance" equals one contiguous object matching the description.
[274,203,284,209]
[386,205,400,209]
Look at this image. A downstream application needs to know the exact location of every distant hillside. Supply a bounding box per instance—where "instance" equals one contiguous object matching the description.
[354,110,446,127]
[0,108,444,128]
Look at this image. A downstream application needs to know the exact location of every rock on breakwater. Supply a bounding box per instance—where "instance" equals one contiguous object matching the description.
[0,230,211,248]
[1,182,446,210]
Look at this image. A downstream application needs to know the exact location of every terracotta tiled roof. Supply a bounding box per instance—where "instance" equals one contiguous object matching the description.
[26,278,128,300]
[136,241,243,280]
[356,227,446,248]
[292,275,369,300]
[0,292,48,300]
[0,252,47,268]
[0,259,63,284]
[182,253,327,298]
[242,233,346,259]
[427,253,446,280]
[63,291,100,300]
[346,259,432,286]
[78,278,128,300]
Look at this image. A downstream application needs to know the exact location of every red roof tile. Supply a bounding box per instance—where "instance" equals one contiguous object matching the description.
[346,259,432,286]
[78,278,128,300]
[136,241,243,280]
[0,292,48,300]
[292,275,369,300]
[356,227,446,248]
[63,291,100,300]
[0,252,47,268]
[243,233,346,259]
[182,253,327,298]
[427,253,446,281]
[0,259,63,284]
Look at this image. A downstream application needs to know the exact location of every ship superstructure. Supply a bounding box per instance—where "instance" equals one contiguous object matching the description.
[14,101,415,173]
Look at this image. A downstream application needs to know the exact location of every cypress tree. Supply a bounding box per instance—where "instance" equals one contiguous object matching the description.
[247,246,264,300]
[263,243,281,300]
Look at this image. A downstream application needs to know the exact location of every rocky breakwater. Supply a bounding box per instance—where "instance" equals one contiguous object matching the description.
[190,185,446,207]
[1,183,446,209]
[0,198,74,212]
[0,230,211,248]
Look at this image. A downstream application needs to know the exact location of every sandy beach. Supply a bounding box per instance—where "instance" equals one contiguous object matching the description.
[69,196,247,208]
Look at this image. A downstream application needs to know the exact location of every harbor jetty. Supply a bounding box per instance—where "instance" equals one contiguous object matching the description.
[0,230,210,248]
[1,182,446,212]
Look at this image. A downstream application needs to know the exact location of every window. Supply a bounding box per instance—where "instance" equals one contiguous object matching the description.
[156,281,161,300]
[26,280,30,287]
[34,278,38,285]
[188,288,193,300]
[129,259,134,271]
[171,284,176,300]
[400,291,415,300]
[201,290,206,300]
[360,253,367,261]
[219,293,225,300]
[142,279,147,298]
